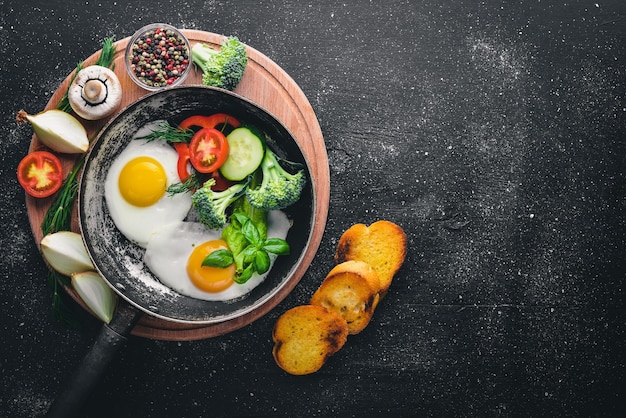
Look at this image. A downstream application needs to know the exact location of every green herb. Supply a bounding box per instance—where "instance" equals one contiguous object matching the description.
[202,211,290,284]
[41,157,84,236]
[56,36,117,113]
[96,37,117,69]
[202,249,234,268]
[167,173,201,195]
[136,121,193,144]
[44,36,117,325]
[48,270,82,329]
[40,157,85,326]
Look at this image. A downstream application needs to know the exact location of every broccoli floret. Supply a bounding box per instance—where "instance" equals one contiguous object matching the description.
[191,178,247,229]
[245,149,306,210]
[191,36,248,91]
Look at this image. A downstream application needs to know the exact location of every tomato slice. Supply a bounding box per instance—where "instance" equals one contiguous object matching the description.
[17,151,63,198]
[189,128,229,173]
[179,113,241,131]
[173,142,191,182]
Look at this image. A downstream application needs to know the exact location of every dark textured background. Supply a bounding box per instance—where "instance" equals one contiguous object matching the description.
[2,1,625,417]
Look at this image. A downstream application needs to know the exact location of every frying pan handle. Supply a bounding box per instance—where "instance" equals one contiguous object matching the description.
[45,300,142,418]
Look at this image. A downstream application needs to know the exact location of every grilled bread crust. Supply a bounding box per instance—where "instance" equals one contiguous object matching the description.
[272,220,406,374]
[310,260,381,334]
[334,220,407,296]
[272,305,348,375]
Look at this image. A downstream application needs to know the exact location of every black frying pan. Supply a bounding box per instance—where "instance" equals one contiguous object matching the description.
[46,86,316,417]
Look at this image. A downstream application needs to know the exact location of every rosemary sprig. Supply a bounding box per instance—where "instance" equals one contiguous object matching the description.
[56,36,117,113]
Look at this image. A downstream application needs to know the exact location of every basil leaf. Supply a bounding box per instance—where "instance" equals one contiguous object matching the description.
[201,249,234,268]
[263,238,290,255]
[242,245,258,259]
[254,251,271,274]
[232,212,249,227]
[235,264,255,284]
[241,217,261,246]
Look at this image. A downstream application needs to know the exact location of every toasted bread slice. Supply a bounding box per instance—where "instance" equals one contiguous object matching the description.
[272,305,348,375]
[335,220,407,296]
[310,260,381,334]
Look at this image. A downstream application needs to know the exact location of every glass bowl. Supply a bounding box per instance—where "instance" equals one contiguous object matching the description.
[125,23,192,91]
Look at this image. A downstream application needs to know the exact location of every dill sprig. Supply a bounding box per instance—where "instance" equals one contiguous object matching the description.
[136,121,193,143]
[56,36,117,113]
[167,173,201,195]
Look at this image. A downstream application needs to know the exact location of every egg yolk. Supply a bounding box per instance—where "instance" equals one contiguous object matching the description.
[186,239,236,293]
[118,156,167,207]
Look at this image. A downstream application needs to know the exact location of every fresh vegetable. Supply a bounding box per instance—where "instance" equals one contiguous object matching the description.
[40,231,95,276]
[57,36,117,113]
[133,118,239,194]
[188,128,230,173]
[37,36,117,328]
[17,151,63,198]
[222,196,268,255]
[178,113,241,131]
[42,157,84,236]
[39,156,86,328]
[203,209,290,284]
[16,109,89,154]
[174,142,192,182]
[191,178,248,230]
[246,149,306,210]
[192,37,248,91]
[137,120,193,144]
[219,127,265,181]
[68,65,122,120]
[71,271,117,324]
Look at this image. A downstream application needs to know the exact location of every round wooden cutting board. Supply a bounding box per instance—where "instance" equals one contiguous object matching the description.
[25,30,329,341]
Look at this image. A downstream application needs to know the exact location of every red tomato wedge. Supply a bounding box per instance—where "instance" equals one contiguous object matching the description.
[179,113,241,131]
[189,128,230,173]
[17,151,63,198]
[173,142,191,182]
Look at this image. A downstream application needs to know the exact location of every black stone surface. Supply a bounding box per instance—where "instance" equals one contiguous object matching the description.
[1,1,625,417]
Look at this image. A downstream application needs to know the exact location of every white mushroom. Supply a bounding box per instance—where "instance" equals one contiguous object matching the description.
[68,65,122,120]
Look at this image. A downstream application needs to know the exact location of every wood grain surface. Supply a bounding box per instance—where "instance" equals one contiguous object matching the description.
[25,30,330,341]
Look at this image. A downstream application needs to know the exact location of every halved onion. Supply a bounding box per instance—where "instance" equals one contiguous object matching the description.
[71,271,117,324]
[40,231,94,276]
[17,109,89,154]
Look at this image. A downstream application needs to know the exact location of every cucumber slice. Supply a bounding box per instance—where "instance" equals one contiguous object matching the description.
[220,127,265,181]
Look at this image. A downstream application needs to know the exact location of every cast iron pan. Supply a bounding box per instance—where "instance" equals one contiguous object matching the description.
[46,86,316,417]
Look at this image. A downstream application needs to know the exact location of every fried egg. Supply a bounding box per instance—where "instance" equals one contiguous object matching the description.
[143,211,291,301]
[104,122,192,248]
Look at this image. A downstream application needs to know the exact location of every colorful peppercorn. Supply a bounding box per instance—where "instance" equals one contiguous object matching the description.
[127,26,190,89]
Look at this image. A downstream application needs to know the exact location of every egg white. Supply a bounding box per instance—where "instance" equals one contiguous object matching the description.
[143,211,291,301]
[104,121,192,248]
